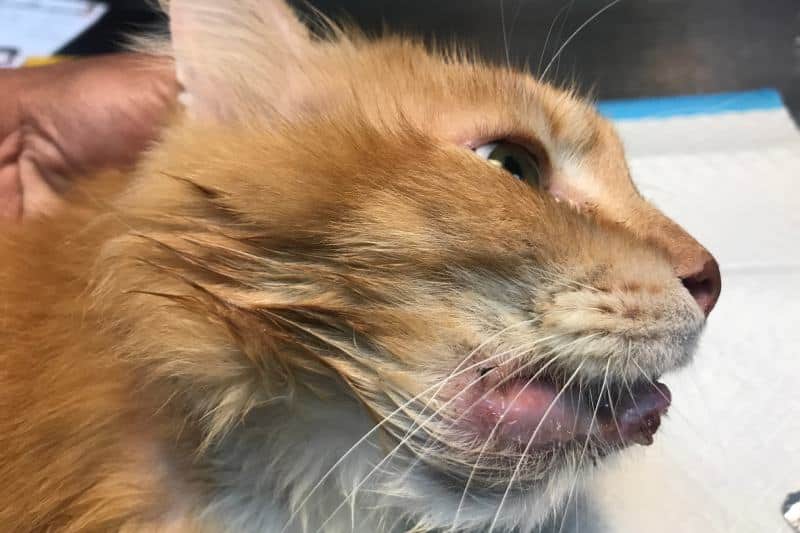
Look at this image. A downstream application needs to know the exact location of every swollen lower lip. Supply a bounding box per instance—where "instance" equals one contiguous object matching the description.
[463,379,672,449]
[476,381,584,446]
[467,380,593,447]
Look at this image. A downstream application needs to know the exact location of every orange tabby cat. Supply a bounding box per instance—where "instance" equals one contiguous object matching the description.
[0,1,720,531]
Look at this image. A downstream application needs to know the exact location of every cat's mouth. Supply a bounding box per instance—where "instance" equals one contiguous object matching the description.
[457,370,671,451]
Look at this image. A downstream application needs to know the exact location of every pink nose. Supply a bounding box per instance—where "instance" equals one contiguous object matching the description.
[679,252,721,316]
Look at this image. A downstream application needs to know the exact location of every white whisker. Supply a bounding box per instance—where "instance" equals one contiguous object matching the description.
[449,332,602,531]
[312,350,530,533]
[557,359,609,533]
[391,341,555,484]
[278,337,530,532]
[500,0,510,67]
[541,0,622,80]
[319,330,574,532]
[537,1,574,76]
[487,361,586,532]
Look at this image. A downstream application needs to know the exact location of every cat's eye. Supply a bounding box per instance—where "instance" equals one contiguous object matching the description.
[474,141,542,186]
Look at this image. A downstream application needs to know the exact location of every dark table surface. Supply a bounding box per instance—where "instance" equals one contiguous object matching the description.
[62,0,800,122]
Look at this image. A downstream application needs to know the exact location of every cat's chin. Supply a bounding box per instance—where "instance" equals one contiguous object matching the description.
[389,459,581,533]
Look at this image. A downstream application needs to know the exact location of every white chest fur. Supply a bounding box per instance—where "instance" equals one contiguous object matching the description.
[195,385,578,533]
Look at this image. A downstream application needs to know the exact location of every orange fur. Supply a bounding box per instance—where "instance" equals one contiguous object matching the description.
[0,197,203,531]
[0,2,718,531]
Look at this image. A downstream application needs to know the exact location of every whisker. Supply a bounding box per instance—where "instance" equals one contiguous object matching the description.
[606,380,626,448]
[381,326,548,476]
[448,354,562,531]
[408,319,539,430]
[625,342,730,486]
[556,360,610,533]
[536,1,573,76]
[277,340,528,532]
[355,353,545,531]
[541,0,622,80]
[449,333,602,531]
[444,354,558,433]
[630,358,671,404]
[622,339,642,412]
[505,0,525,51]
[388,341,540,450]
[534,267,601,294]
[548,0,575,83]
[628,359,721,452]
[319,331,577,532]
[500,0,510,67]
[392,342,553,477]
[379,337,589,498]
[487,361,586,532]
[312,349,532,533]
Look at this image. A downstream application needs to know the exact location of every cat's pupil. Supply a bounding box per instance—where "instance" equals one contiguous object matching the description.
[502,155,523,179]
[474,141,541,186]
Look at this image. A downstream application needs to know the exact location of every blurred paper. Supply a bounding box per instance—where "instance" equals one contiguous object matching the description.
[0,0,107,68]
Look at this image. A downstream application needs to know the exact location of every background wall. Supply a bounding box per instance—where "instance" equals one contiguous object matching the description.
[62,0,800,121]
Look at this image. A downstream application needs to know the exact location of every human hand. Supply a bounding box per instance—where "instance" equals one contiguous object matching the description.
[0,54,179,218]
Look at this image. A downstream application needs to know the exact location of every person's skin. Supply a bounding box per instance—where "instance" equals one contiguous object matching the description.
[0,54,179,219]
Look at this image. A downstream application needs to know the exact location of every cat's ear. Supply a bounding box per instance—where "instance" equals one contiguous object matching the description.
[169,0,316,122]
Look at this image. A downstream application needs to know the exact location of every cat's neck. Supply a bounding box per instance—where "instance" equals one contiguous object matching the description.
[194,377,559,532]
[199,381,392,532]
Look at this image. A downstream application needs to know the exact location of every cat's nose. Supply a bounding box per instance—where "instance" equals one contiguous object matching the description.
[677,250,721,316]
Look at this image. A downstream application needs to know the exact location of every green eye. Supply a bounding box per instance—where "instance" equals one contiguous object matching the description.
[474,141,542,186]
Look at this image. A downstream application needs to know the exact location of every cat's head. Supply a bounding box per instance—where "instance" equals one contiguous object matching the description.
[104,0,720,529]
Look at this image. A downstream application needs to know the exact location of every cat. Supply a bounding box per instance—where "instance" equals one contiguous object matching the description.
[0,1,721,531]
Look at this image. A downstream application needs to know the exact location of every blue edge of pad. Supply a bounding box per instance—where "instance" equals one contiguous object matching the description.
[597,88,784,121]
